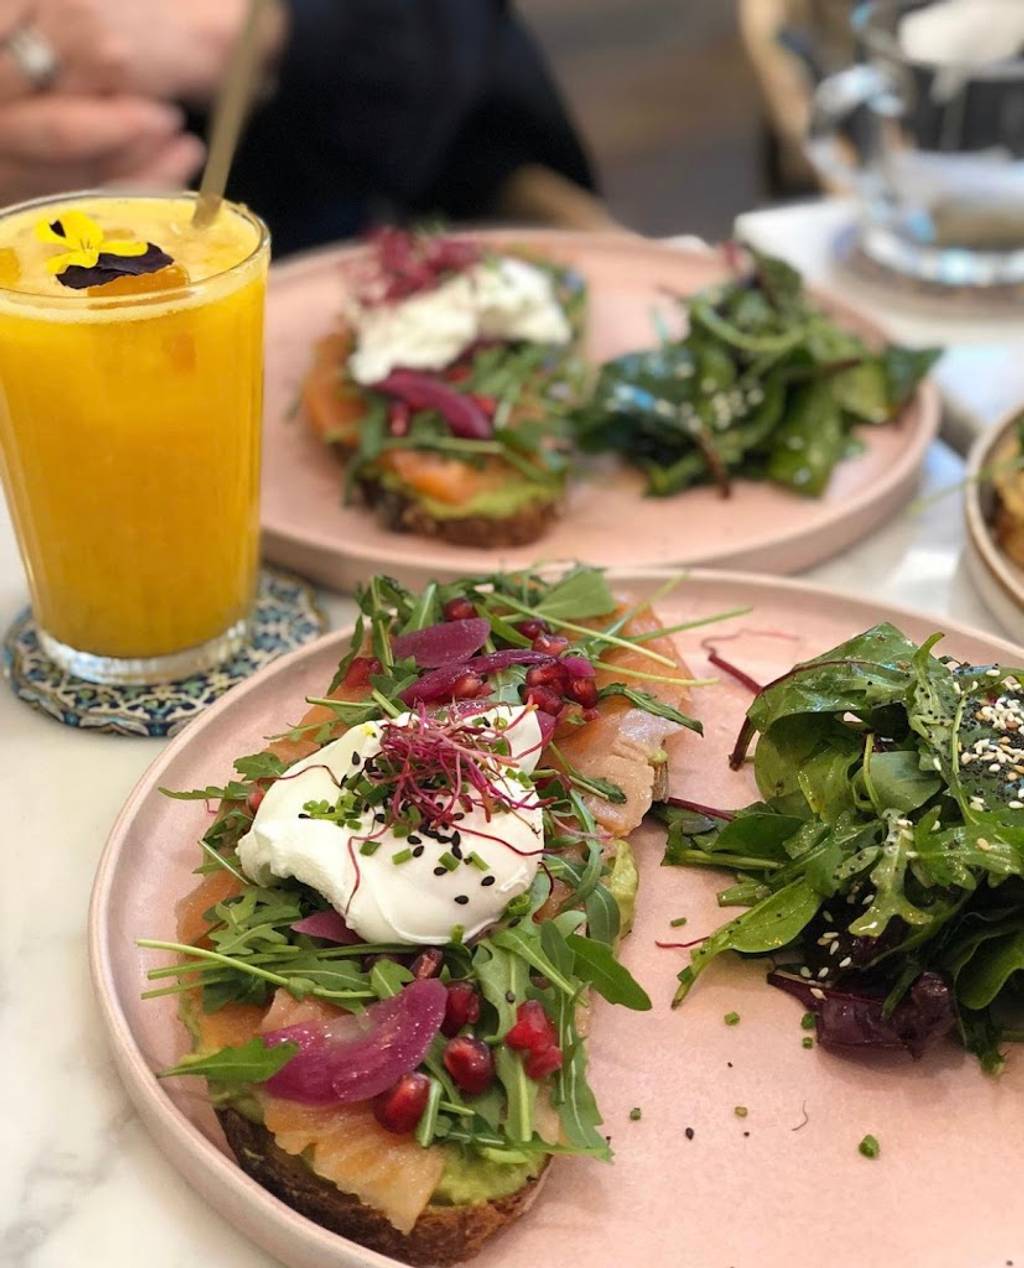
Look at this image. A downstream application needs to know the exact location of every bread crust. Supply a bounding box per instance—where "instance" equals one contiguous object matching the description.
[217,1108,549,1267]
[358,476,559,548]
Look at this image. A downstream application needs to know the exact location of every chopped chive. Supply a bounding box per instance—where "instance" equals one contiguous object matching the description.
[466,851,490,871]
[629,1107,642,1122]
[438,851,460,872]
[858,1134,880,1159]
[391,848,413,865]
[359,841,380,856]
[449,924,465,945]
[733,1106,748,1118]
[669,916,688,928]
[724,1011,740,1026]
[802,1037,814,1049]
[801,1011,816,1030]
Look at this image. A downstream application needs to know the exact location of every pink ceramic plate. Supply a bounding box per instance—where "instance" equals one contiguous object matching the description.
[91,571,1024,1268]
[261,232,941,590]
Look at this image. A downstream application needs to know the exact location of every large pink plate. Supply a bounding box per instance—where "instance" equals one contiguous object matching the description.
[261,231,941,590]
[92,571,1024,1268]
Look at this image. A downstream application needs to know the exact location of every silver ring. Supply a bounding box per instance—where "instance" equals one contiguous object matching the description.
[4,25,59,91]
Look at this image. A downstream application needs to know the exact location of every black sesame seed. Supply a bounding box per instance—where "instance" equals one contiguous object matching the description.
[433,866,447,877]
[454,895,469,905]
[452,843,463,860]
[505,990,516,1004]
[412,846,425,858]
[407,835,421,845]
[684,1127,694,1141]
[451,831,462,847]
[481,875,496,887]
[453,812,465,821]
[351,752,360,765]
[298,813,310,820]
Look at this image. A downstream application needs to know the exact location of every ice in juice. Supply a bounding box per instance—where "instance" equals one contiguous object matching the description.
[0,193,268,677]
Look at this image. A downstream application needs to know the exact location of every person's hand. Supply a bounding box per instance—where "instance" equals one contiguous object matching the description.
[0,94,204,204]
[4,0,288,106]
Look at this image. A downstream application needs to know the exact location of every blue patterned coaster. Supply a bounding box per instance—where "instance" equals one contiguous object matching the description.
[2,567,327,738]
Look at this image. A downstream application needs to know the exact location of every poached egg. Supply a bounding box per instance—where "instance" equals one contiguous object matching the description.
[347,256,572,386]
[236,705,546,945]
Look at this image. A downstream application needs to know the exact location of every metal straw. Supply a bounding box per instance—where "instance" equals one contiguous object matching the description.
[192,0,272,228]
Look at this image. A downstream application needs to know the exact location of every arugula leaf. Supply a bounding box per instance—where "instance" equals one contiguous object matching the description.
[490,924,578,996]
[566,933,651,1010]
[328,613,367,692]
[158,1037,298,1084]
[674,878,820,1004]
[532,566,617,621]
[233,752,287,782]
[596,683,703,733]
[957,929,1024,1011]
[160,781,252,803]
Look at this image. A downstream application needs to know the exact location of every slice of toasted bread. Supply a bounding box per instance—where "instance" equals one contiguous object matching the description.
[358,475,559,547]
[218,1109,549,1267]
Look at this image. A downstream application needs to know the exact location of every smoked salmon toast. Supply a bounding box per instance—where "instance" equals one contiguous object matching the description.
[142,567,702,1265]
[302,229,586,547]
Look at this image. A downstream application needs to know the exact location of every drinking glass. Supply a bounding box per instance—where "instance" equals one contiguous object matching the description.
[0,191,269,684]
[808,0,1024,286]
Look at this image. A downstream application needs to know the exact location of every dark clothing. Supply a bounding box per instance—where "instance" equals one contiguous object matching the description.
[197,0,595,257]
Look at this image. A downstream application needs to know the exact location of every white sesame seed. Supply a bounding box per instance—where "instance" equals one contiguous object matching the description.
[810,987,826,1001]
[839,956,853,969]
[817,967,829,979]
[799,966,812,979]
[829,940,840,956]
[1010,800,1023,810]
[822,912,833,923]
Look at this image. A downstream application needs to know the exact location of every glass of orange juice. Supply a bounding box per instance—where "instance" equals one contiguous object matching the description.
[0,191,269,684]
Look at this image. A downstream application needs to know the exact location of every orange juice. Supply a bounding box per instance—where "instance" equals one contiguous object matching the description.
[0,193,268,682]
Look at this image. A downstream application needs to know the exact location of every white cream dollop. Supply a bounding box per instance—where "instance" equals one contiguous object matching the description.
[236,705,545,945]
[348,256,572,386]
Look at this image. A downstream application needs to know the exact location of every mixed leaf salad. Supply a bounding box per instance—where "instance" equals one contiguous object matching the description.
[141,566,708,1178]
[573,247,940,498]
[663,622,1024,1072]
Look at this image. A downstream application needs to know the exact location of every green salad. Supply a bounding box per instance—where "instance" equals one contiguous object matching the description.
[572,248,940,498]
[663,622,1024,1072]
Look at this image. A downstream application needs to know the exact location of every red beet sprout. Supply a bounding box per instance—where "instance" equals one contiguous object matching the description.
[664,797,736,821]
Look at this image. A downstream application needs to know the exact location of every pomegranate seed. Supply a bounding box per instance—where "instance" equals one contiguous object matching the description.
[441,982,481,1036]
[246,786,265,814]
[374,1072,431,1134]
[516,618,549,641]
[451,672,485,700]
[525,661,567,689]
[444,596,476,622]
[566,676,599,708]
[582,706,600,722]
[443,1036,495,1096]
[472,393,497,415]
[343,655,382,688]
[524,684,563,717]
[524,1044,564,1081]
[410,948,444,979]
[533,632,570,656]
[505,1000,558,1053]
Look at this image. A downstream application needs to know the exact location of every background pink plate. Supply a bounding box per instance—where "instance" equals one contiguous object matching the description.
[92,570,1024,1268]
[260,231,941,591]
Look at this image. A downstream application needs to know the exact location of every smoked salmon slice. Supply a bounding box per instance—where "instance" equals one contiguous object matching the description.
[555,601,694,836]
[258,993,446,1233]
[302,332,366,448]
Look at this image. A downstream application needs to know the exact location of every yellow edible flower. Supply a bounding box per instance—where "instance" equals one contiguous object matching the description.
[36,210,148,275]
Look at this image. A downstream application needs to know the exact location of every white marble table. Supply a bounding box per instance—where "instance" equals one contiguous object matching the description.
[0,433,1006,1268]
